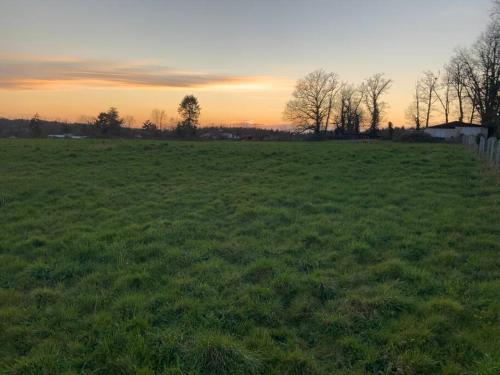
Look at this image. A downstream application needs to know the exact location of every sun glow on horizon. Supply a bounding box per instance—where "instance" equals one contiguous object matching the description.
[0,54,296,126]
[0,0,492,128]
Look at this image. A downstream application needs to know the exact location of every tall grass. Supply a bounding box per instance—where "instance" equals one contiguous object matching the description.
[0,139,499,374]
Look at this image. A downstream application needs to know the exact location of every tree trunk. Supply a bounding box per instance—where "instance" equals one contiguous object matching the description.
[324,93,333,133]
[425,88,432,127]
[416,86,421,130]
[457,94,464,123]
[315,106,321,135]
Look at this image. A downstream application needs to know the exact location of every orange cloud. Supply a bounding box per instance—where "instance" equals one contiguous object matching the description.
[0,55,281,90]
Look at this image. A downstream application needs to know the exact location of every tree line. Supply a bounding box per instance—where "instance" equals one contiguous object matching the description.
[406,0,500,137]
[25,95,198,139]
[283,70,392,137]
[88,95,201,137]
[141,95,201,137]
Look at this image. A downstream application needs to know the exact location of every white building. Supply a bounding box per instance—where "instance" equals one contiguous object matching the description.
[424,121,487,139]
[48,133,87,139]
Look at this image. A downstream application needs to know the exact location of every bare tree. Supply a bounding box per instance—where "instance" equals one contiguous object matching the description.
[79,115,96,125]
[493,0,500,18]
[450,56,481,124]
[434,72,452,124]
[420,71,439,127]
[335,84,364,134]
[446,55,469,123]
[362,73,392,137]
[168,117,177,129]
[123,115,135,128]
[151,109,166,131]
[405,81,422,129]
[458,21,500,136]
[463,96,479,124]
[283,69,340,135]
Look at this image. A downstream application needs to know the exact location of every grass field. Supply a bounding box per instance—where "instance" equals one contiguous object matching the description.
[0,139,499,374]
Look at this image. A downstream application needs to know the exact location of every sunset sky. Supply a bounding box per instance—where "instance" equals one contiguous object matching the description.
[0,0,493,127]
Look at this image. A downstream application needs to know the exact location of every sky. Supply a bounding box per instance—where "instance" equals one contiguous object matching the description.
[0,0,493,127]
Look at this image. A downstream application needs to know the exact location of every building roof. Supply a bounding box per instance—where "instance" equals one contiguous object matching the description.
[428,121,482,129]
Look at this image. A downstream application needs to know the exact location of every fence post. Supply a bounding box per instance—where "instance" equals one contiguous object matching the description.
[486,137,496,161]
[496,141,500,166]
[486,137,492,160]
[469,135,476,148]
[475,136,480,152]
[479,136,486,155]
[488,138,497,164]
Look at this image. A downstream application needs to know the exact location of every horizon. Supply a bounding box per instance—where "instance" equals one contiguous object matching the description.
[0,0,493,128]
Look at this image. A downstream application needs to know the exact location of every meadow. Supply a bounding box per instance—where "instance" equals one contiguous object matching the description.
[0,139,499,374]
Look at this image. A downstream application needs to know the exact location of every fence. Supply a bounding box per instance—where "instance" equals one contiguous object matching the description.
[462,134,500,166]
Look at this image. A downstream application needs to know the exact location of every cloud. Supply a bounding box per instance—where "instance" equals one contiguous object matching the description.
[0,55,269,90]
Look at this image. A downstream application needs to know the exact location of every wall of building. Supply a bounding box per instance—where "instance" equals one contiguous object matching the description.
[458,127,488,137]
[424,127,486,139]
[424,128,457,139]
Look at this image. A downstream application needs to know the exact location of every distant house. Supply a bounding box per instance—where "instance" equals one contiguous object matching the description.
[423,121,487,139]
[199,131,240,140]
[48,133,87,139]
[220,132,239,140]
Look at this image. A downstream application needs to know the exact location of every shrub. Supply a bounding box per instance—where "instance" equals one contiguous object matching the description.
[394,130,441,143]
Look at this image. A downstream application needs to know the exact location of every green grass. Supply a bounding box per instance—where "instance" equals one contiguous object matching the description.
[0,139,499,374]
